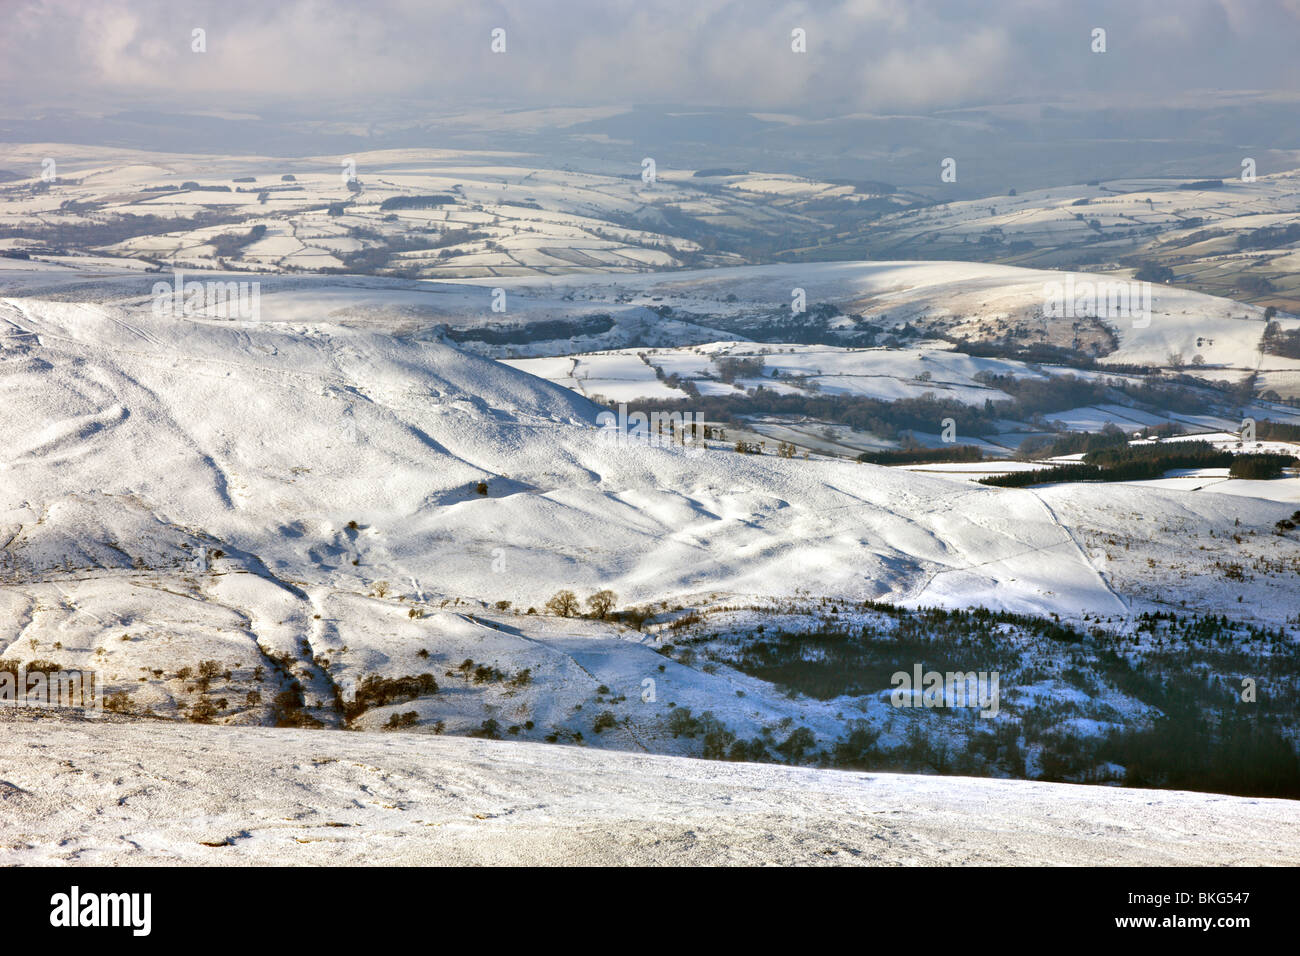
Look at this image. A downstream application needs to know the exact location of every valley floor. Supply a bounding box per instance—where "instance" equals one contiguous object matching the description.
[0,712,1295,866]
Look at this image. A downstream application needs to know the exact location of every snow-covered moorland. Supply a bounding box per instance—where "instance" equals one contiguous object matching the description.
[2,712,1296,866]
[1,263,1298,857]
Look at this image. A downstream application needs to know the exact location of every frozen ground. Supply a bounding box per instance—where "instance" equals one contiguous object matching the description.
[2,266,1299,742]
[1,713,1295,866]
[3,139,1299,864]
[0,265,1297,824]
[457,259,1299,377]
[855,169,1300,315]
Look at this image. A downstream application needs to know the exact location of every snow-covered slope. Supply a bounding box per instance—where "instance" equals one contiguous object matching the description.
[2,714,1295,866]
[449,260,1294,374]
[3,266,1299,749]
[1,278,1142,618]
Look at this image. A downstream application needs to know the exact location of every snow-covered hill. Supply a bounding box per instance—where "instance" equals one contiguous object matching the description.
[2,713,1295,866]
[2,265,1299,779]
[2,267,1153,621]
[445,260,1299,377]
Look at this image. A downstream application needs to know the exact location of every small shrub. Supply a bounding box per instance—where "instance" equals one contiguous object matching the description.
[667,706,701,738]
[188,697,219,724]
[384,711,419,730]
[776,726,817,763]
[344,673,438,721]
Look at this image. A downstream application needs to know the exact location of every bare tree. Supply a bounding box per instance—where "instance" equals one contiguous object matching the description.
[586,590,617,619]
[545,589,579,617]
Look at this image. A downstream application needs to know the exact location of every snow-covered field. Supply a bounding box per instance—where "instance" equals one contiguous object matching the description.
[454,259,1299,378]
[867,172,1300,255]
[506,340,1034,406]
[853,170,1300,313]
[1,263,1298,862]
[0,145,827,279]
[7,142,1296,378]
[2,713,1295,866]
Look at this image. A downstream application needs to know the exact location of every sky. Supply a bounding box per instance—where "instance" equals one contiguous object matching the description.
[4,0,1300,117]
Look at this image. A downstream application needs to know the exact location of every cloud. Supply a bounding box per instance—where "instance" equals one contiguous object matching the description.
[2,0,1298,115]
